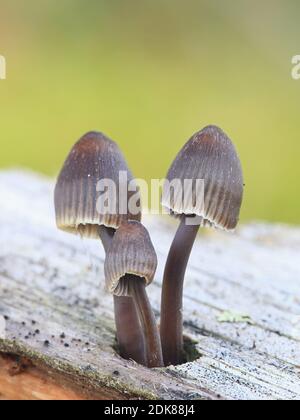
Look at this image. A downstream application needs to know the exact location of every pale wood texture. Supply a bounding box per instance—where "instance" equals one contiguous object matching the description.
[0,170,300,400]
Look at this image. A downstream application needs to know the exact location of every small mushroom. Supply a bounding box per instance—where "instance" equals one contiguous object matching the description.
[160,125,244,365]
[54,131,146,364]
[105,221,164,368]
[55,131,141,235]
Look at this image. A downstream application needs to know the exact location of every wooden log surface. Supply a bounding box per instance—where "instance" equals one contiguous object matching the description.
[0,170,300,400]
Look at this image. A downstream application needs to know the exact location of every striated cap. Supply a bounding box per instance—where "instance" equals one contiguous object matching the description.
[104,221,158,296]
[162,125,244,231]
[54,131,141,238]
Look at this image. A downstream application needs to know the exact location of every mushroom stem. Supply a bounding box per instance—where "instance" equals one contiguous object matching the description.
[99,226,146,365]
[98,226,115,253]
[160,216,200,366]
[113,295,146,364]
[130,276,164,368]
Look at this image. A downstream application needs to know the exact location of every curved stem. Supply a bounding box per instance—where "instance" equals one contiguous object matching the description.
[130,277,164,368]
[113,295,146,364]
[160,216,200,366]
[99,226,146,365]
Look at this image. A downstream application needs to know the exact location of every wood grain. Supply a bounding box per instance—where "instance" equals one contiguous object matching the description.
[0,170,300,400]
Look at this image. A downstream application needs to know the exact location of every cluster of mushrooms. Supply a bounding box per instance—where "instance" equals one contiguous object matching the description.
[54,126,243,368]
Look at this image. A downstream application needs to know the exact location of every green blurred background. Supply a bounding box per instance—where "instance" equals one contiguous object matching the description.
[0,0,299,223]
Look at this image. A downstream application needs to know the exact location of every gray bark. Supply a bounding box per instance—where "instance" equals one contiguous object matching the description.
[0,170,299,400]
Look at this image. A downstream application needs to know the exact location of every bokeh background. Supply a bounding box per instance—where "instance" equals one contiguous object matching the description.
[0,0,299,223]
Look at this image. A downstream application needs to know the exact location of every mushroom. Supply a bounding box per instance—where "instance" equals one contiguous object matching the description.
[105,221,164,368]
[160,125,244,365]
[54,131,146,364]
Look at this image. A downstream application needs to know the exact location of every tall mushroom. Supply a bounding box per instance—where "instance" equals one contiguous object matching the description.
[54,131,146,364]
[160,125,244,365]
[105,221,164,368]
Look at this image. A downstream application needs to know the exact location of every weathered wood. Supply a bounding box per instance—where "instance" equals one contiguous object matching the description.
[0,354,88,400]
[0,170,300,400]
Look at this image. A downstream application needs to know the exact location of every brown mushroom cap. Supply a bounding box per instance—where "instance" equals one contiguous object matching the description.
[54,131,141,238]
[162,125,244,231]
[104,221,158,296]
